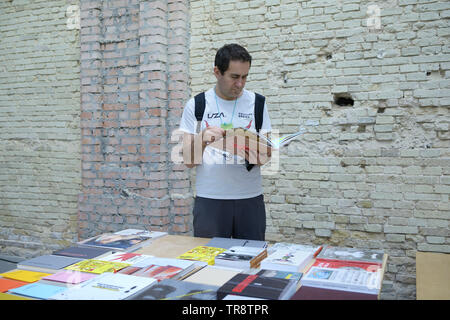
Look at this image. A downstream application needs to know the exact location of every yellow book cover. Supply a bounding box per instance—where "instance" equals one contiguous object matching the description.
[0,270,51,283]
[176,246,226,265]
[64,259,130,274]
[0,292,32,300]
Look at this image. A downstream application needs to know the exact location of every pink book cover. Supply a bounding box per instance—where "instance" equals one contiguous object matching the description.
[134,265,182,281]
[42,270,98,284]
[151,266,183,281]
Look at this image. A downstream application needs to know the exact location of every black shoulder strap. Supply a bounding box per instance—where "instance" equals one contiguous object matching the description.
[194,92,206,133]
[254,93,265,133]
[246,93,266,172]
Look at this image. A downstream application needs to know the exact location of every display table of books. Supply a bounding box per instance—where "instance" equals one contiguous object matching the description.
[0,229,388,300]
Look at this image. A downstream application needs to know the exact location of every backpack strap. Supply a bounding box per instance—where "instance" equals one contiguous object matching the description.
[246,92,266,171]
[254,93,265,133]
[194,92,206,134]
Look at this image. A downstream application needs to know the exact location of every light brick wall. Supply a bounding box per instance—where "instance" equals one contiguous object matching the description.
[0,0,81,257]
[190,0,450,299]
[78,0,191,239]
[1,0,448,300]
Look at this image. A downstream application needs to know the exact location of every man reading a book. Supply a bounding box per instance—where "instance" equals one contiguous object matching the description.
[178,44,272,241]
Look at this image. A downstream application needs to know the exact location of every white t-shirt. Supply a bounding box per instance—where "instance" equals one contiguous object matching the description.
[179,88,272,200]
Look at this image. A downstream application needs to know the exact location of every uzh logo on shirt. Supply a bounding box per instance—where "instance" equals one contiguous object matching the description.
[206,112,225,119]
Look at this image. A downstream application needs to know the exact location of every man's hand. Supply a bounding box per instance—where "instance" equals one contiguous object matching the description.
[230,136,272,166]
[202,126,225,147]
[243,144,272,166]
[182,126,225,168]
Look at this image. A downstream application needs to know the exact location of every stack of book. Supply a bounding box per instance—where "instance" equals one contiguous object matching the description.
[205,237,268,250]
[217,271,299,300]
[16,255,85,274]
[77,228,167,252]
[182,265,241,287]
[214,246,267,270]
[293,245,385,299]
[0,231,386,301]
[0,229,170,300]
[117,256,205,281]
[126,278,219,300]
[176,246,226,265]
[50,273,157,300]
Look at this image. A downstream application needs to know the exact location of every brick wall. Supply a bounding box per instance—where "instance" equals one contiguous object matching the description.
[1,0,449,300]
[78,0,191,239]
[0,0,81,257]
[190,0,450,299]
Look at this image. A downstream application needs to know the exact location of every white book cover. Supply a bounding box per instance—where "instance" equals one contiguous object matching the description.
[214,247,266,270]
[316,245,384,264]
[260,249,313,272]
[97,252,154,265]
[223,294,266,300]
[132,256,196,269]
[50,272,156,300]
[114,229,167,239]
[77,229,167,251]
[268,242,322,255]
[215,246,265,264]
[301,266,382,294]
[217,246,265,260]
[17,255,84,272]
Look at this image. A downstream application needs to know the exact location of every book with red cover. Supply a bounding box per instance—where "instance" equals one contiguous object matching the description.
[0,278,28,292]
[132,265,183,281]
[290,285,378,300]
[310,259,382,272]
[301,261,382,294]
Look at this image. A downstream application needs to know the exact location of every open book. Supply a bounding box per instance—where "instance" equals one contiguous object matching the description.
[207,127,306,166]
[210,127,306,151]
[255,128,306,149]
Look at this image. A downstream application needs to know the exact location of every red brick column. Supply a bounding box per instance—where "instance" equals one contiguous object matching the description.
[167,0,192,233]
[78,0,191,240]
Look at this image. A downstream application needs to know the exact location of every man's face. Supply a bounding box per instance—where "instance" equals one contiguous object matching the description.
[214,60,250,100]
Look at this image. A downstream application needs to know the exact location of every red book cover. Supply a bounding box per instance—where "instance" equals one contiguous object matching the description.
[151,266,183,282]
[0,278,28,292]
[133,265,183,281]
[290,285,378,300]
[312,259,382,272]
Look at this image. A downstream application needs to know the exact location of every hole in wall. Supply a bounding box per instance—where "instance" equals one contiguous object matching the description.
[357,125,366,133]
[377,107,385,113]
[426,70,446,78]
[281,71,288,84]
[333,93,354,106]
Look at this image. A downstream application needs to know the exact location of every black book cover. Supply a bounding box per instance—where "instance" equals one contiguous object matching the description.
[127,279,218,300]
[52,246,112,259]
[217,273,296,300]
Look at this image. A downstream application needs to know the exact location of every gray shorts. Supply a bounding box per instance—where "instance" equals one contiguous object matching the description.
[193,195,266,241]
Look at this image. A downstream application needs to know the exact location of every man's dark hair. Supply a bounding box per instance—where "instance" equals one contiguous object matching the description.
[214,44,252,75]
